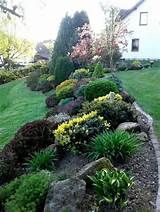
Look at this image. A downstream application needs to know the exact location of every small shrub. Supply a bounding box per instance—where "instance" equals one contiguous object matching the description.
[0,120,54,183]
[89,169,134,208]
[116,61,128,72]
[26,148,57,172]
[0,70,17,84]
[92,63,105,78]
[47,75,55,81]
[26,71,40,90]
[0,171,52,212]
[48,113,71,125]
[58,97,74,107]
[75,84,87,97]
[105,74,123,91]
[74,78,90,97]
[57,97,84,115]
[129,60,143,70]
[81,92,134,128]
[55,79,77,100]
[54,111,110,151]
[85,79,118,101]
[45,94,59,108]
[88,131,140,163]
[54,56,74,85]
[71,68,90,80]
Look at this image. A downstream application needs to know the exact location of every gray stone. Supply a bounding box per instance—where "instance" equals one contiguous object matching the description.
[116,122,141,133]
[75,157,113,181]
[136,132,148,142]
[137,114,151,133]
[44,178,86,212]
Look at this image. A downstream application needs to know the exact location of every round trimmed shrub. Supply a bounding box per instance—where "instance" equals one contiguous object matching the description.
[45,94,59,108]
[84,79,118,101]
[55,79,77,100]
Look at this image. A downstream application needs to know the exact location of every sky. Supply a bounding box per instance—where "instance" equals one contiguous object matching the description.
[13,0,138,43]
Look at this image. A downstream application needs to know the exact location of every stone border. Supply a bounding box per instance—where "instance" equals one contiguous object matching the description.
[133,102,160,211]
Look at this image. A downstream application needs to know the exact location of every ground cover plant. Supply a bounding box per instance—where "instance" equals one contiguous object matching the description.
[0,171,53,212]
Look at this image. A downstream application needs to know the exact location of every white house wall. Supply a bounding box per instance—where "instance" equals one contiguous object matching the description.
[122,0,160,59]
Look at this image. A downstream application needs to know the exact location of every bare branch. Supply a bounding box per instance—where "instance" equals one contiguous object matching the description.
[0,4,23,18]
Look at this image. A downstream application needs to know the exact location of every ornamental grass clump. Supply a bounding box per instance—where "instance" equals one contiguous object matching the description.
[26,148,57,172]
[89,169,134,208]
[88,131,140,163]
[54,111,110,151]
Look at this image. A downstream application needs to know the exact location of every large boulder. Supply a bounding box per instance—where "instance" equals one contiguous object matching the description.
[44,178,86,212]
[120,90,135,104]
[116,122,141,133]
[75,157,113,181]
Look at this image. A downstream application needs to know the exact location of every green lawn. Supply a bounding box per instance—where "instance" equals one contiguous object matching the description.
[116,67,160,138]
[0,80,48,149]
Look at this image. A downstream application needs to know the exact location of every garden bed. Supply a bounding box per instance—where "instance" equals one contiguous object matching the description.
[52,139,158,212]
[0,71,159,212]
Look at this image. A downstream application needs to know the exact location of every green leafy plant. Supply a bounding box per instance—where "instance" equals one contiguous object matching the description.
[92,63,105,78]
[84,79,118,101]
[88,131,140,163]
[26,148,57,172]
[89,169,134,208]
[0,171,53,212]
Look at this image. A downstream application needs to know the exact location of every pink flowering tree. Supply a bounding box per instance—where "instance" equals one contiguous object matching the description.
[70,7,131,69]
[70,24,94,67]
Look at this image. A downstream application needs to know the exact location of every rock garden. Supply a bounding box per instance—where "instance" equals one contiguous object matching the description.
[0,62,158,212]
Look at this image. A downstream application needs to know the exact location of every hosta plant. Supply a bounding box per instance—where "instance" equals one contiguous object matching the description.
[89,169,134,208]
[88,131,140,163]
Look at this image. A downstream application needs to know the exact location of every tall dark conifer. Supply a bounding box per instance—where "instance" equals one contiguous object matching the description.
[49,11,89,74]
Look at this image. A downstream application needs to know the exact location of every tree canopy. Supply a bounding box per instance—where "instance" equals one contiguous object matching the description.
[50,11,89,73]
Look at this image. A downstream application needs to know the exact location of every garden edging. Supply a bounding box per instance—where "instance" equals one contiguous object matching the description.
[133,102,160,212]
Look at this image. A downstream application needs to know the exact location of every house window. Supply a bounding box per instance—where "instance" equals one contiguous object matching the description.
[131,39,139,52]
[139,12,148,25]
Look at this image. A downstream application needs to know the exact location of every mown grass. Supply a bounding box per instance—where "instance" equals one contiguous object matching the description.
[116,67,160,138]
[0,80,48,149]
